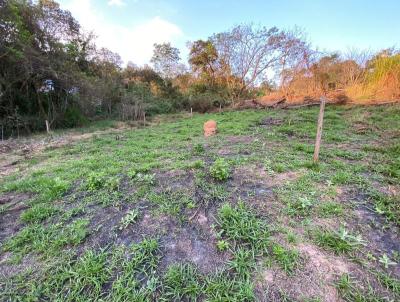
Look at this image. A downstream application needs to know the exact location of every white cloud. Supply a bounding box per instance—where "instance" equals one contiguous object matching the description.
[60,0,183,65]
[107,0,126,7]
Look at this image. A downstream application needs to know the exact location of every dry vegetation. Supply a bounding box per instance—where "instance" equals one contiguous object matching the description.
[2,1,400,140]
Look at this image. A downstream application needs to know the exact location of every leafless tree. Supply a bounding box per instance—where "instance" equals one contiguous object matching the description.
[211,24,309,100]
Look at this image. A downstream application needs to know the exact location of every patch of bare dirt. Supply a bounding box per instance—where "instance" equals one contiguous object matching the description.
[259,117,284,127]
[160,226,228,274]
[233,165,302,188]
[342,186,400,277]
[0,252,40,280]
[0,192,31,245]
[256,243,351,302]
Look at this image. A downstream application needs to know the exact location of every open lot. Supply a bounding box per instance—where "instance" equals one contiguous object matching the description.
[0,104,399,301]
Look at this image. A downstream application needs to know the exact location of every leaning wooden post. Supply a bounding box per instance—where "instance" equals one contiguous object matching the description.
[313,97,326,163]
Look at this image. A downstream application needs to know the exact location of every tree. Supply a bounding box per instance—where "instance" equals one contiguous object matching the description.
[211,24,308,100]
[150,42,181,79]
[188,40,218,85]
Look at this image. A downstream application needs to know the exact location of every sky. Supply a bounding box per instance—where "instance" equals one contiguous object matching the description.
[57,0,400,66]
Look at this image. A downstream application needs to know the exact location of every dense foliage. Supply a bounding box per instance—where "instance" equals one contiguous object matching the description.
[1,0,399,137]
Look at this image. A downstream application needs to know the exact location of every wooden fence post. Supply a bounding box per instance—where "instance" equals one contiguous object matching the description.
[190,107,193,118]
[313,97,326,163]
[143,112,146,126]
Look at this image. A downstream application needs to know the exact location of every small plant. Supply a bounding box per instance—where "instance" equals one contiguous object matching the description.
[119,209,140,230]
[317,202,344,217]
[193,143,205,154]
[287,196,314,217]
[216,240,229,251]
[228,248,255,278]
[105,176,120,191]
[210,158,230,181]
[190,160,204,169]
[86,172,106,190]
[379,253,397,269]
[312,227,365,254]
[271,243,300,274]
[127,169,137,179]
[135,173,156,185]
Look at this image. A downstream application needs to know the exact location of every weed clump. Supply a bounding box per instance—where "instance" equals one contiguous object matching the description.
[86,172,120,191]
[210,158,230,181]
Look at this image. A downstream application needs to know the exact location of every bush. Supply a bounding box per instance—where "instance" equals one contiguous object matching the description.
[62,107,87,128]
[210,158,230,181]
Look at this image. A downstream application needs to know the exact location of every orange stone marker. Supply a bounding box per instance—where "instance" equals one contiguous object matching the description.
[203,120,217,137]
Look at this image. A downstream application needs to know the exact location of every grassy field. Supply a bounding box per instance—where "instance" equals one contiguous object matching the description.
[0,104,399,301]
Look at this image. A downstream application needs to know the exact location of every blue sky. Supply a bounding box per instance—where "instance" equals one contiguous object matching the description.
[58,0,400,65]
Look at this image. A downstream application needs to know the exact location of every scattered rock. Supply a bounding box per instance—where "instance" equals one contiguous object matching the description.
[197,213,208,225]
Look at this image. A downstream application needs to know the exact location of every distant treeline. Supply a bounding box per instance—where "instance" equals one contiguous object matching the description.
[1,0,399,137]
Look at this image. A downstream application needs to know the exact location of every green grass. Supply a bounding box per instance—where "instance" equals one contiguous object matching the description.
[271,243,301,275]
[20,203,59,223]
[1,104,400,301]
[316,201,344,218]
[336,273,388,302]
[4,218,89,256]
[311,227,365,255]
[161,263,202,301]
[210,158,231,181]
[216,201,269,252]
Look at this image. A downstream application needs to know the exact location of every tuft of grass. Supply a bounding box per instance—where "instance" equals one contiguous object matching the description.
[376,272,400,296]
[204,271,255,301]
[336,273,387,302]
[366,188,400,226]
[110,238,160,301]
[271,243,300,275]
[193,143,205,155]
[228,248,255,278]
[316,202,344,218]
[216,201,269,252]
[161,263,202,301]
[4,219,89,256]
[148,189,194,218]
[311,227,365,254]
[20,204,59,223]
[52,249,110,301]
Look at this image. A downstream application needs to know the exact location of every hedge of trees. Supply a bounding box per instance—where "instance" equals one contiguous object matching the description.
[1,0,399,137]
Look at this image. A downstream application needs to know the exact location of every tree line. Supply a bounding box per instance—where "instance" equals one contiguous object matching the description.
[1,0,399,137]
